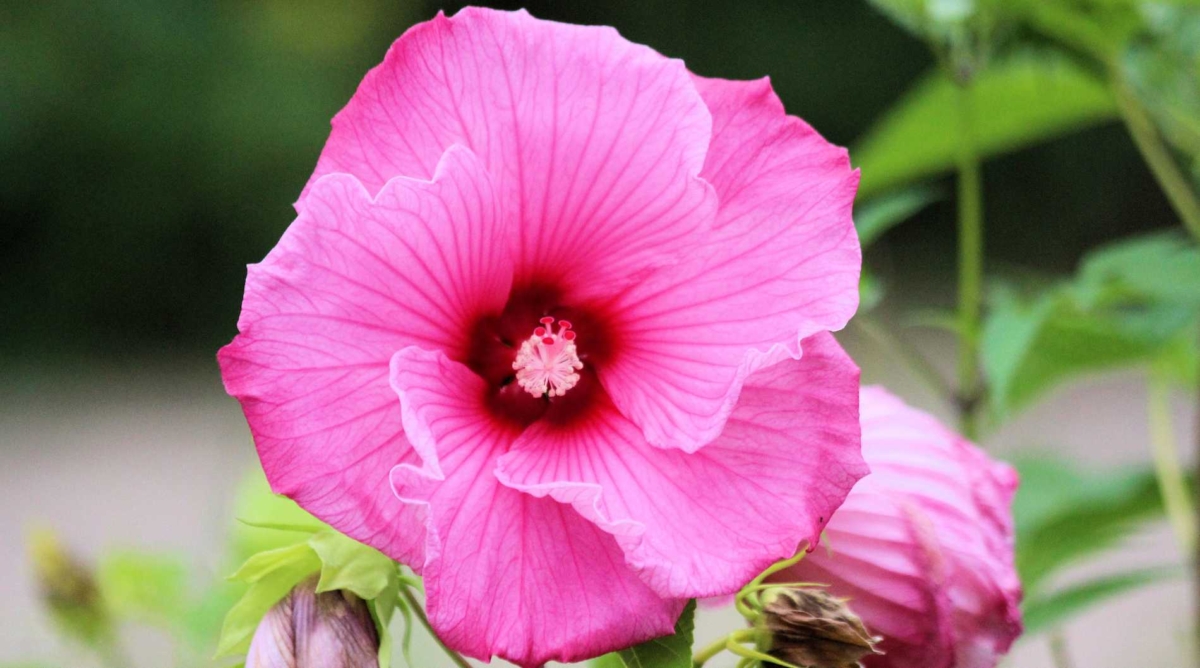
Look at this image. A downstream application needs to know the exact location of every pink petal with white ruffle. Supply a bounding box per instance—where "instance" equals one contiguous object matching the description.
[600,76,861,453]
[219,146,510,565]
[389,346,683,668]
[497,332,866,599]
[305,7,716,298]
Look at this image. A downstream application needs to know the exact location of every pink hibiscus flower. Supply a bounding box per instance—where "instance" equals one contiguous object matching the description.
[779,386,1023,668]
[219,8,865,666]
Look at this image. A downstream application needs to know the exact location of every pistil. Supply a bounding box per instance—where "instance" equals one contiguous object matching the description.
[512,317,584,398]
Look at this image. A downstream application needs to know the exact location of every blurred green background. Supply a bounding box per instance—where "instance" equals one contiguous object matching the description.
[0,0,1176,363]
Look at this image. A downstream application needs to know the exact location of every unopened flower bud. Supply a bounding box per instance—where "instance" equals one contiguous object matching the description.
[27,528,113,648]
[761,587,881,668]
[247,577,379,668]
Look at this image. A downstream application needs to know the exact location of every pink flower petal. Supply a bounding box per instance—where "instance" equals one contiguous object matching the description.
[783,387,1023,668]
[305,7,716,297]
[389,347,683,667]
[599,76,861,453]
[497,333,867,599]
[219,146,509,565]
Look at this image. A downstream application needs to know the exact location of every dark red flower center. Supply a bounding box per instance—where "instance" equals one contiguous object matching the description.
[463,281,621,428]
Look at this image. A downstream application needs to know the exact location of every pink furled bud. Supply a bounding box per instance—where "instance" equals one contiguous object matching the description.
[779,387,1023,668]
[246,578,379,668]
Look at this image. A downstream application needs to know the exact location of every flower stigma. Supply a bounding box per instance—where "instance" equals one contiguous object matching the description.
[513,317,584,398]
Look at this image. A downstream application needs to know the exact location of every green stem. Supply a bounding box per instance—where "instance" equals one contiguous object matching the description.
[1114,77,1200,242]
[1194,326,1200,657]
[1149,370,1198,553]
[1048,630,1076,668]
[953,73,985,441]
[400,586,472,668]
[692,635,731,667]
[748,550,806,592]
[693,629,756,667]
[97,643,131,668]
[851,316,953,402]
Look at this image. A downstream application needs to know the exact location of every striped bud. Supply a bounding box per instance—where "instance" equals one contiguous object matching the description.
[247,577,379,668]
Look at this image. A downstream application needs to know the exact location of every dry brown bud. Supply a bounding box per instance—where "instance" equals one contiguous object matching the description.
[761,587,882,668]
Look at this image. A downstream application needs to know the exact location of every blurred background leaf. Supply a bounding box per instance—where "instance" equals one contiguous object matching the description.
[1022,566,1184,635]
[230,468,325,563]
[1013,458,1170,593]
[855,185,941,247]
[983,230,1200,417]
[854,51,1117,198]
[95,552,188,629]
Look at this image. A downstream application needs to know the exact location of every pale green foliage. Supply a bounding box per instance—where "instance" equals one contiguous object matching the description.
[310,530,402,667]
[854,51,1117,197]
[982,286,1172,416]
[96,552,189,628]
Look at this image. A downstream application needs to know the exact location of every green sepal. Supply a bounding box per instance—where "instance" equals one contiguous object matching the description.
[215,529,406,666]
[309,530,400,667]
[216,543,322,658]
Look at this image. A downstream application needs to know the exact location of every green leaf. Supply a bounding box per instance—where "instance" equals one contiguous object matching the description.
[1013,458,1165,593]
[982,287,1165,416]
[983,232,1200,415]
[592,600,697,668]
[96,551,188,628]
[1023,566,1183,635]
[590,654,627,668]
[1077,231,1200,308]
[854,52,1117,197]
[216,543,322,658]
[855,186,940,247]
